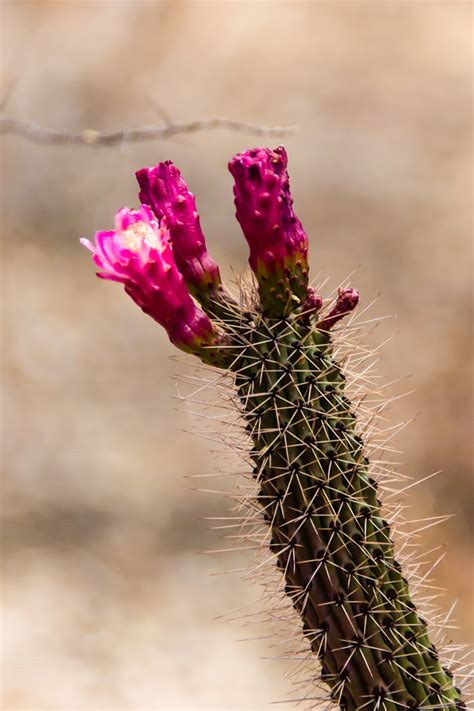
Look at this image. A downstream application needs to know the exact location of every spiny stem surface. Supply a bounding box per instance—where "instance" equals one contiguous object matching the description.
[223,313,465,711]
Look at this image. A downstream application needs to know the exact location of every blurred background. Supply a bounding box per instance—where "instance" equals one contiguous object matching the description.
[1,2,472,709]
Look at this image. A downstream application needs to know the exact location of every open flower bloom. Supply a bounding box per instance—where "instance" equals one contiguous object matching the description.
[136,162,221,304]
[228,146,309,316]
[80,205,218,353]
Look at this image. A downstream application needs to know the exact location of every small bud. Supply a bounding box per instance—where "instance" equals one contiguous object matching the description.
[301,287,323,319]
[317,287,359,332]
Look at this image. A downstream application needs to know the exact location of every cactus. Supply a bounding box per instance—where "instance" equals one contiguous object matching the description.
[82,147,468,710]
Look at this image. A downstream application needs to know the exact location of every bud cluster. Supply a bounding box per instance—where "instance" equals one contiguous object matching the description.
[82,146,357,344]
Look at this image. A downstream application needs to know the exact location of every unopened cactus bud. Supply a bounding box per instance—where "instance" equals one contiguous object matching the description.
[136,161,223,311]
[80,205,223,361]
[317,286,359,331]
[301,286,324,318]
[228,146,309,317]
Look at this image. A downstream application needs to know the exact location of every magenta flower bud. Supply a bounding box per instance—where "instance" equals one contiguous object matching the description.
[80,205,219,354]
[303,287,323,314]
[136,162,221,303]
[228,146,309,316]
[317,287,359,332]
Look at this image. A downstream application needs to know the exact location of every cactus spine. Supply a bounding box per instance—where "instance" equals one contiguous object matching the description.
[82,146,468,710]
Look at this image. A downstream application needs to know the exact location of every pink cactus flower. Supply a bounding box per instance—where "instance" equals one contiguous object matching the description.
[136,162,221,299]
[80,205,218,352]
[228,146,309,279]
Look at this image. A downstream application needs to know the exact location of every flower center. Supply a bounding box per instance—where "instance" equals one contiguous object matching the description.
[120,222,160,252]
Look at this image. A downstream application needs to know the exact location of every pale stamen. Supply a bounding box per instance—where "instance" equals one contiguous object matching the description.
[120,221,161,252]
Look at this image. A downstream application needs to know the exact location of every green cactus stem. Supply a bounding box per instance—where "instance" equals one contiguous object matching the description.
[221,310,465,710]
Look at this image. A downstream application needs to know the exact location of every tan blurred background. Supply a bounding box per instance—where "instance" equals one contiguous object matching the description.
[1,2,472,709]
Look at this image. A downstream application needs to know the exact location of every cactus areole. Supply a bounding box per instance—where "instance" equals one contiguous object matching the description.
[82,147,466,710]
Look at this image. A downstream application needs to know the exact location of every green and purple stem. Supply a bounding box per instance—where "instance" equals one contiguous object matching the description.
[81,147,466,710]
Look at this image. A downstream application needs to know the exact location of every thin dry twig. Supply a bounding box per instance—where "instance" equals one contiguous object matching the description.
[0,115,295,146]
